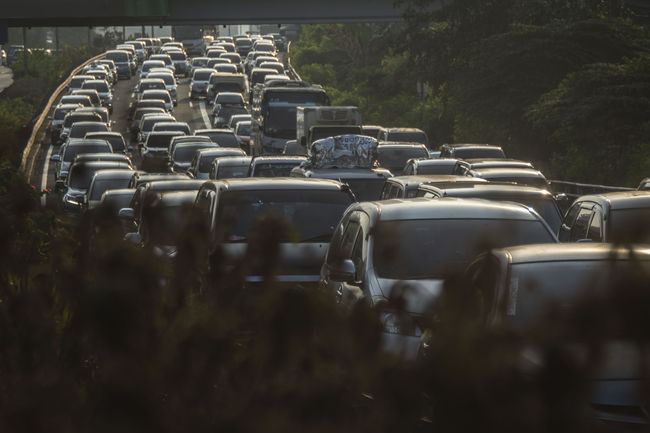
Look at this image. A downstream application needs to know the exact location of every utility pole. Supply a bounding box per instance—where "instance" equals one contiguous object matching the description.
[151,25,155,37]
[141,25,146,37]
[122,26,126,42]
[22,27,27,74]
[55,27,59,52]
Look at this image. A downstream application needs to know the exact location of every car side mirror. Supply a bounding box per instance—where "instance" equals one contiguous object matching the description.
[50,154,61,162]
[124,232,143,246]
[118,208,135,220]
[329,259,356,283]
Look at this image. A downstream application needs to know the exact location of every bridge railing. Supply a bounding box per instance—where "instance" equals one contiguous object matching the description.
[286,41,302,81]
[20,52,105,181]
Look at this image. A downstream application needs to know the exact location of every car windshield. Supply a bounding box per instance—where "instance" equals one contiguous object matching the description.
[193,71,213,81]
[253,163,302,177]
[193,58,209,67]
[155,124,189,134]
[173,145,209,163]
[236,123,252,135]
[90,178,129,200]
[64,115,99,128]
[218,190,353,242]
[70,124,107,139]
[455,148,506,159]
[84,82,109,92]
[264,106,297,138]
[342,178,386,201]
[373,219,555,280]
[378,148,429,172]
[147,134,178,149]
[68,165,100,190]
[63,144,111,162]
[212,82,244,93]
[169,52,186,61]
[143,204,192,246]
[143,92,170,102]
[143,118,174,132]
[211,133,239,148]
[141,82,165,91]
[608,208,650,242]
[149,74,174,85]
[217,164,249,179]
[387,132,427,144]
[106,52,128,62]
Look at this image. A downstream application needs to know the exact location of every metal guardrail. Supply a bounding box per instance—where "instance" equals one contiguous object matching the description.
[20,52,105,177]
[286,41,302,81]
[549,180,635,198]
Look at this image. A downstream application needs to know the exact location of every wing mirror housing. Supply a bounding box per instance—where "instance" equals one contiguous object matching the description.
[50,154,61,162]
[118,207,135,221]
[329,259,356,283]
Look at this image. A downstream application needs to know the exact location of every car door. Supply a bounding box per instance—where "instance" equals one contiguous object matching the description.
[338,213,369,310]
[323,213,360,304]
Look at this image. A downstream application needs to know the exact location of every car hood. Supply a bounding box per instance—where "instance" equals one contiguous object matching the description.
[222,242,329,283]
[377,278,444,315]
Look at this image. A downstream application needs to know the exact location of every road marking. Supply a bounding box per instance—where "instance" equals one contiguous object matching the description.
[198,101,212,129]
[41,145,53,207]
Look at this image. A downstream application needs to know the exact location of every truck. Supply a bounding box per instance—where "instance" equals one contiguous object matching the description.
[172,25,215,56]
[296,106,363,147]
[250,81,329,156]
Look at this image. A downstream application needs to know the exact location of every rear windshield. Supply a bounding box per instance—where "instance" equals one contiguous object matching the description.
[106,51,129,62]
[193,71,213,81]
[173,145,209,163]
[217,164,249,179]
[83,82,109,92]
[377,147,429,171]
[236,123,252,136]
[90,178,130,200]
[211,133,239,148]
[70,123,108,139]
[143,118,174,132]
[192,58,209,67]
[64,114,100,128]
[169,52,186,61]
[63,143,111,162]
[142,92,170,102]
[140,82,166,91]
[149,74,174,85]
[218,190,353,243]
[147,134,178,149]
[387,132,428,145]
[134,109,165,121]
[69,77,87,88]
[54,108,73,121]
[216,94,243,104]
[252,162,302,177]
[373,219,555,280]
[212,82,244,93]
[154,124,190,134]
[417,163,456,175]
[342,178,386,202]
[68,165,100,190]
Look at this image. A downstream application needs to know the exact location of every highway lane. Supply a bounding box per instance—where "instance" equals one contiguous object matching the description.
[38,72,211,207]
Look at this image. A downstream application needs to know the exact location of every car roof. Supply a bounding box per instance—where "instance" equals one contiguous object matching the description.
[92,169,135,179]
[214,156,253,166]
[70,121,106,128]
[150,191,198,207]
[414,158,458,166]
[71,161,131,170]
[469,167,545,178]
[387,175,486,188]
[296,167,393,179]
[65,138,110,147]
[443,143,492,148]
[140,78,166,84]
[198,148,245,158]
[56,103,84,110]
[377,142,428,150]
[421,183,555,198]
[146,180,205,191]
[577,191,650,210]
[493,243,650,265]
[102,188,135,197]
[203,177,346,192]
[252,156,306,164]
[386,127,425,133]
[356,197,544,222]
[193,68,216,74]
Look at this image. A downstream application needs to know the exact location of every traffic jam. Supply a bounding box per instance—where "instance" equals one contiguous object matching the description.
[45,29,650,427]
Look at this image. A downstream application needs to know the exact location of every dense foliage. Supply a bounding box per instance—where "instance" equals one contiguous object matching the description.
[292,0,650,185]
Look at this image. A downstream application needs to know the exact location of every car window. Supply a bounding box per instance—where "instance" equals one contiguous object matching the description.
[351,229,365,281]
[587,207,603,242]
[558,203,581,242]
[569,206,594,242]
[380,183,393,200]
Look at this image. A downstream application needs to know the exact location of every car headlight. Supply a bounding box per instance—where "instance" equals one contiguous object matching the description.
[63,194,83,206]
[380,311,421,337]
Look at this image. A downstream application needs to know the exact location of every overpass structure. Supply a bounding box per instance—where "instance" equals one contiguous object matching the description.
[2,0,444,27]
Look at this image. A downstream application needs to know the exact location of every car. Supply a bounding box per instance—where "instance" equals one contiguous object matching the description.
[169,142,219,174]
[320,198,558,359]
[376,143,430,175]
[380,175,487,200]
[207,57,231,68]
[104,50,132,79]
[72,153,132,166]
[206,48,227,59]
[168,50,190,77]
[452,158,534,176]
[362,125,385,139]
[190,57,210,76]
[208,156,253,179]
[127,173,192,190]
[416,182,563,233]
[59,111,103,142]
[235,38,253,56]
[62,161,132,211]
[149,54,175,73]
[558,191,650,243]
[213,105,249,129]
[228,114,252,130]
[263,74,289,85]
[196,128,241,149]
[120,180,204,235]
[137,114,176,144]
[85,132,128,155]
[234,121,252,151]
[72,89,101,107]
[129,99,167,121]
[211,91,246,113]
[75,106,111,129]
[140,60,167,79]
[140,89,173,112]
[214,64,238,74]
[122,191,199,259]
[195,178,356,289]
[133,79,167,102]
[152,122,191,136]
[249,156,307,177]
[130,108,167,140]
[380,128,429,147]
[141,131,185,172]
[146,72,178,104]
[466,167,549,189]
[59,94,93,108]
[168,135,215,155]
[206,73,249,104]
[67,74,95,94]
[439,143,506,160]
[248,68,278,97]
[86,169,136,209]
[66,121,109,144]
[51,138,113,187]
[50,103,82,144]
[188,148,248,179]
[638,178,650,190]
[190,68,215,99]
[219,52,244,73]
[402,158,458,176]
[291,135,393,201]
[455,243,650,428]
